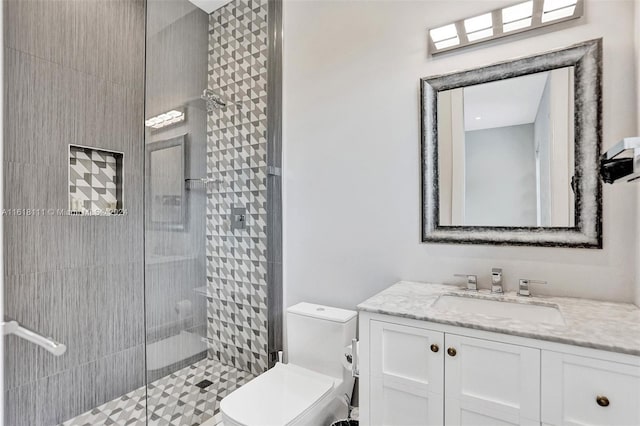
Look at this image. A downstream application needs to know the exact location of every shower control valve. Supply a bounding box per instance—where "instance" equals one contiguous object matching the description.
[231,207,247,231]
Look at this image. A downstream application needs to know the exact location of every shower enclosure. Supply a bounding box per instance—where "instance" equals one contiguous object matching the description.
[2,0,282,424]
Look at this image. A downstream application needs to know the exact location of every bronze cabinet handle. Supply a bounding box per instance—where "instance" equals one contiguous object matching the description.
[447,347,457,357]
[430,344,439,353]
[596,396,610,407]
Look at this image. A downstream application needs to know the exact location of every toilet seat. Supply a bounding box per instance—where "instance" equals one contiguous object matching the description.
[220,363,336,426]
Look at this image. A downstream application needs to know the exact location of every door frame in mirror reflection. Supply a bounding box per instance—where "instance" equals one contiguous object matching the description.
[146,134,188,232]
[420,39,602,248]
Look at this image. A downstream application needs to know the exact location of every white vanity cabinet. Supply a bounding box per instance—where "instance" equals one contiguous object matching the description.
[359,312,640,426]
[541,351,640,426]
[444,334,540,426]
[368,320,444,425]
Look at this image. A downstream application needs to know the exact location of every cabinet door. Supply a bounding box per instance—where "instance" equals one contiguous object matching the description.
[444,334,540,425]
[369,320,444,425]
[541,351,640,426]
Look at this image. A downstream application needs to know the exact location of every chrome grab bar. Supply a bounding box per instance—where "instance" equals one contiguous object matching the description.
[1,320,67,356]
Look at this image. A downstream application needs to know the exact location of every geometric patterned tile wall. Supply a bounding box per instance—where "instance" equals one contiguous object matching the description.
[69,145,121,213]
[206,0,269,376]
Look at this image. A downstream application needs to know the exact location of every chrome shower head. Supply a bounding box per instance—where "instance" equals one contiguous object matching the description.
[201,89,229,112]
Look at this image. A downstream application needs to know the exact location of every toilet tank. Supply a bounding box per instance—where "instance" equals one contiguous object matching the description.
[287,303,357,379]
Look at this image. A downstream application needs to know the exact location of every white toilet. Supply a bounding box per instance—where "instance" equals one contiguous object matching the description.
[220,302,358,426]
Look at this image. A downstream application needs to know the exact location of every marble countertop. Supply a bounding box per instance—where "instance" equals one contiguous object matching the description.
[357,281,640,356]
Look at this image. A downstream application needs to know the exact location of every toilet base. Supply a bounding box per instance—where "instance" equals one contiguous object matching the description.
[220,392,349,426]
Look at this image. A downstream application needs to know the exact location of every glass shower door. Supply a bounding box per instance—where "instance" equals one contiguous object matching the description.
[144,0,210,422]
[143,0,281,423]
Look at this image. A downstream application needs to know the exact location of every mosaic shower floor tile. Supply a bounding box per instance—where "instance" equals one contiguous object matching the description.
[61,358,254,426]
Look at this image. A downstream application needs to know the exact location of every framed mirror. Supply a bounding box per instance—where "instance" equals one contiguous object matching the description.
[421,39,602,247]
[146,135,187,231]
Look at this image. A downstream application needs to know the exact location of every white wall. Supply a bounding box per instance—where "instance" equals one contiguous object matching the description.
[283,0,639,310]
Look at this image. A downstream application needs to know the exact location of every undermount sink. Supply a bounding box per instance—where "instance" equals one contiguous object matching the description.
[432,294,565,326]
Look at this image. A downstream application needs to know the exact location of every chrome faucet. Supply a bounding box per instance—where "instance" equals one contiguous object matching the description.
[518,279,547,297]
[491,268,503,294]
[454,274,478,291]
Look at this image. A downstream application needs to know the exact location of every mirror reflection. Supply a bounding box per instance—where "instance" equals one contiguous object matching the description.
[437,67,576,227]
[147,136,187,230]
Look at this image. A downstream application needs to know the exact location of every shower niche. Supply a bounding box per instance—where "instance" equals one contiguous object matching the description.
[68,145,124,215]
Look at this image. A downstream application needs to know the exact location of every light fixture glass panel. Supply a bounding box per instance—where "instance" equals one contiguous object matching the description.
[467,28,494,41]
[428,0,582,54]
[464,13,492,33]
[430,24,457,42]
[145,109,185,129]
[543,0,577,12]
[503,17,532,32]
[541,5,576,22]
[434,36,460,50]
[502,1,533,23]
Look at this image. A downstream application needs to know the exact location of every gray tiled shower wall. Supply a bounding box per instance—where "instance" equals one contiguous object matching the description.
[3,0,146,424]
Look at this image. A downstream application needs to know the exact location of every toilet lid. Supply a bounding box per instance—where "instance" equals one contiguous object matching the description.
[220,363,335,426]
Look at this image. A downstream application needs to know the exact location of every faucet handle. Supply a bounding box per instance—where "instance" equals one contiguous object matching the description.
[453,273,477,282]
[491,268,503,293]
[454,274,478,291]
[491,268,502,281]
[518,279,547,297]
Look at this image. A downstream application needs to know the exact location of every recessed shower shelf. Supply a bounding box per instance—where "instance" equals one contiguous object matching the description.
[68,145,124,216]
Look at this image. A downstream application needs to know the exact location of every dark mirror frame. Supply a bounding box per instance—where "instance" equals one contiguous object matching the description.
[421,39,602,248]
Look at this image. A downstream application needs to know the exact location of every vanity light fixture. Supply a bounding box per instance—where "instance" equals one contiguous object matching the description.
[427,0,583,55]
[145,108,186,131]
